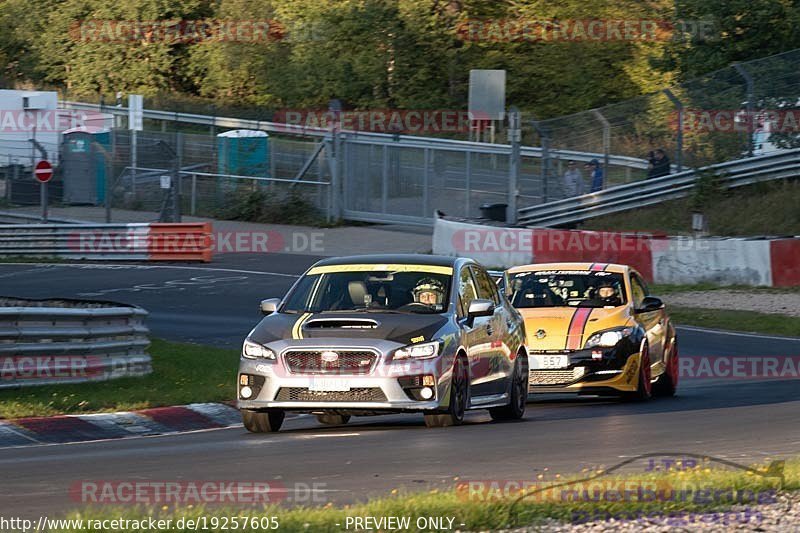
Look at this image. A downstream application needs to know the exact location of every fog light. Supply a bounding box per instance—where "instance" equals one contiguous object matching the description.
[591,350,603,360]
[240,386,253,399]
[420,387,434,400]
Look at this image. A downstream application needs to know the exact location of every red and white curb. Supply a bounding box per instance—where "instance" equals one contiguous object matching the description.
[0,403,242,448]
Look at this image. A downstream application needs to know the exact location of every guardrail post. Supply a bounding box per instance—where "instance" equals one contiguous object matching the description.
[663,89,684,172]
[591,109,611,186]
[174,133,183,222]
[734,63,755,157]
[507,107,521,224]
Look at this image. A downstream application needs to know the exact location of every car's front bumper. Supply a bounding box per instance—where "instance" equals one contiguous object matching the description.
[526,343,641,395]
[236,340,454,413]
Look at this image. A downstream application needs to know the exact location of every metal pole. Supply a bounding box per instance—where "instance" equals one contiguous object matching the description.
[663,89,684,172]
[381,144,388,214]
[530,118,551,204]
[423,147,430,218]
[104,143,111,223]
[191,173,197,216]
[592,109,611,186]
[174,132,183,222]
[131,129,137,196]
[507,107,521,224]
[734,63,755,157]
[465,150,472,217]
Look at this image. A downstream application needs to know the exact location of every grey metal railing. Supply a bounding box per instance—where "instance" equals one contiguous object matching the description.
[0,297,151,389]
[517,149,800,227]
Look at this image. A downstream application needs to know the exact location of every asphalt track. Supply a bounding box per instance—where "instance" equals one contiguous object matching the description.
[1,256,799,520]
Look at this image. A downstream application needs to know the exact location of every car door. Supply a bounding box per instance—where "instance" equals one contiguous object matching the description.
[470,265,509,395]
[630,272,666,367]
[457,265,494,396]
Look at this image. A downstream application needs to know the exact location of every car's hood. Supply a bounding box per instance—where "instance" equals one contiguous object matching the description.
[249,311,449,346]
[519,305,632,351]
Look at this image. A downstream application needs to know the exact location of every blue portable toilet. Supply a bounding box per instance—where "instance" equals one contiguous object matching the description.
[61,126,112,205]
[217,130,269,177]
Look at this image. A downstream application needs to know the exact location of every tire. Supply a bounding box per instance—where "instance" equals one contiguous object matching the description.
[654,339,678,397]
[316,414,351,425]
[424,354,469,428]
[490,352,528,421]
[242,409,285,433]
[624,342,652,402]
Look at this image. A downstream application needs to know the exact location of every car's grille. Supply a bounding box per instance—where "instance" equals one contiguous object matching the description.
[529,368,586,388]
[283,349,378,375]
[275,387,387,402]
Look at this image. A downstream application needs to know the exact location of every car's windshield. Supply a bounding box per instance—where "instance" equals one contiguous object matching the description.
[282,267,452,314]
[507,270,627,309]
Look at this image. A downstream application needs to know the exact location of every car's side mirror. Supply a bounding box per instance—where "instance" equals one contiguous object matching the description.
[636,296,664,314]
[467,299,495,318]
[260,298,281,315]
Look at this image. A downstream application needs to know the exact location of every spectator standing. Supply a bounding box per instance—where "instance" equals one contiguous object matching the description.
[586,159,604,192]
[648,149,671,179]
[563,160,585,197]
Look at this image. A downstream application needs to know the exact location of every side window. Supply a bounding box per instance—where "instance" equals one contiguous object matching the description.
[458,267,479,316]
[630,274,647,308]
[472,267,501,305]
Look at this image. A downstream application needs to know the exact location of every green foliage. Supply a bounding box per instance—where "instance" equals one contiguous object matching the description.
[689,169,725,210]
[217,188,325,226]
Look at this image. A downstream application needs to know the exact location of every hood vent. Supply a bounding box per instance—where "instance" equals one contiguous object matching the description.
[303,318,379,329]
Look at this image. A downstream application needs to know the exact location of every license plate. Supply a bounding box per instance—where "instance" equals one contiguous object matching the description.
[530,355,569,369]
[308,378,351,392]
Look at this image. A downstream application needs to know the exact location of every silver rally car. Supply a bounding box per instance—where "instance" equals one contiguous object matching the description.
[237,254,528,431]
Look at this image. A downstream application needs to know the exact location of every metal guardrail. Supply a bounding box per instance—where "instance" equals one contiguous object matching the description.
[518,149,800,227]
[61,101,653,171]
[0,222,212,261]
[0,297,150,389]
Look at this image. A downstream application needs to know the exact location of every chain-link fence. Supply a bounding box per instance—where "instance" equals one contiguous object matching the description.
[523,48,800,192]
[4,49,799,225]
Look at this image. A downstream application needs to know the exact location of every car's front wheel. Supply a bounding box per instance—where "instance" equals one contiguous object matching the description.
[424,355,469,428]
[242,409,285,433]
[490,352,528,421]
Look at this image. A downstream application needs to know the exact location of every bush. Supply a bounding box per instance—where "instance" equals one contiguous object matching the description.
[216,188,326,226]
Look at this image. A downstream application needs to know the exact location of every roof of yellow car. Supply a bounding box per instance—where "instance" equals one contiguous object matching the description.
[506,262,629,274]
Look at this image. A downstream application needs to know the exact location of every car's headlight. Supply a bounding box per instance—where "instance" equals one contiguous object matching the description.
[242,339,276,360]
[394,340,440,360]
[584,327,633,349]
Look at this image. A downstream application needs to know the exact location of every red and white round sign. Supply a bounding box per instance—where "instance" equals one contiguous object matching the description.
[34,160,53,183]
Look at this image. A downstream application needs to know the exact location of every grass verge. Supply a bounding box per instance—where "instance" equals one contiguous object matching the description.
[0,339,238,419]
[62,458,799,532]
[669,306,800,337]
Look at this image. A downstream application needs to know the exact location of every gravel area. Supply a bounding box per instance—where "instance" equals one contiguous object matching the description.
[665,290,800,318]
[479,491,800,532]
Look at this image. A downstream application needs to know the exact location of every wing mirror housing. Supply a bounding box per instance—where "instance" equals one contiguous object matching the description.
[636,296,665,314]
[467,299,495,318]
[260,298,281,315]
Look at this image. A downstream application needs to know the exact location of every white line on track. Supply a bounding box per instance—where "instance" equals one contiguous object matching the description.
[677,325,800,342]
[0,262,301,278]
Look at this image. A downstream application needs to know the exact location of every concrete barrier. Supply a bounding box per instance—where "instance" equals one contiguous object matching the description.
[433,215,800,287]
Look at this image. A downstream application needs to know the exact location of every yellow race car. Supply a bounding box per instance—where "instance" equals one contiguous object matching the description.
[501,262,678,400]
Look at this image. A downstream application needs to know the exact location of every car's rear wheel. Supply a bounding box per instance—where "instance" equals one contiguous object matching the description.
[316,414,351,425]
[424,354,469,428]
[624,342,652,402]
[654,339,678,397]
[490,352,528,421]
[242,409,285,433]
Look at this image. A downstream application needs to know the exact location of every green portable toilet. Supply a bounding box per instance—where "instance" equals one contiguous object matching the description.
[61,126,111,205]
